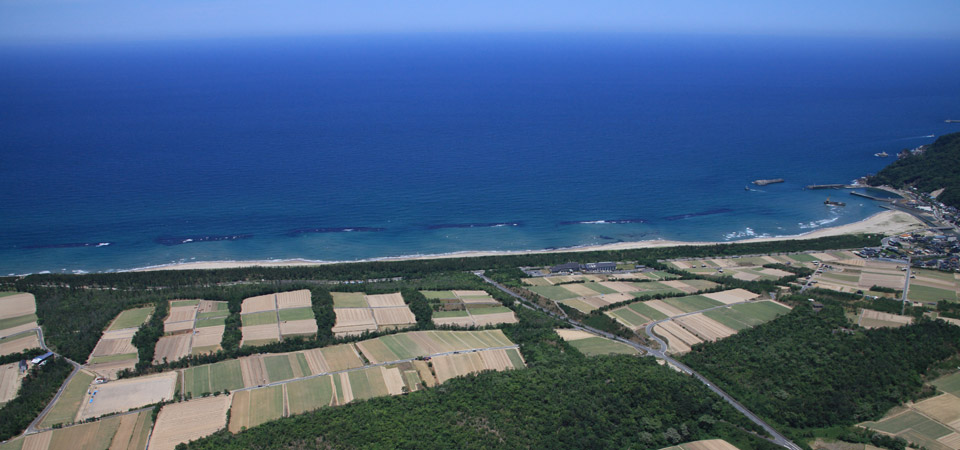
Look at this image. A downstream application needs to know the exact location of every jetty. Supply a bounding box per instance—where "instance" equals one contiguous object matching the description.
[805,184,849,190]
[753,178,784,186]
[850,191,893,202]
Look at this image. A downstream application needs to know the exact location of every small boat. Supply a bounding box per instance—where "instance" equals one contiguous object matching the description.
[745,186,750,191]
[874,152,889,157]
[824,197,846,207]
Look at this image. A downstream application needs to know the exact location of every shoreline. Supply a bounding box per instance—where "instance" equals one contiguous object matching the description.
[133,209,923,272]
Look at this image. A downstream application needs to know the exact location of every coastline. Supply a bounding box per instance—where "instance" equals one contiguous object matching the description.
[133,209,923,272]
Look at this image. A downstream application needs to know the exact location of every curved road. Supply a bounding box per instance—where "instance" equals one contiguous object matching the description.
[15,327,83,436]
[475,271,801,450]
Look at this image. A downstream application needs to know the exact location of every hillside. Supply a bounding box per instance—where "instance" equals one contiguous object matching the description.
[868,132,960,208]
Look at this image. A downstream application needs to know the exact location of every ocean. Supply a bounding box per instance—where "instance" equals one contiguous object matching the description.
[1,34,958,274]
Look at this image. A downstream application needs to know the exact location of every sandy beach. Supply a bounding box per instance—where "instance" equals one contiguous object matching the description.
[136,210,924,272]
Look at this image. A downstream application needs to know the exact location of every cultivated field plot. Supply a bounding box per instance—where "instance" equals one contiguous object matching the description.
[77,371,177,421]
[933,372,960,397]
[430,348,525,383]
[229,385,283,432]
[0,330,41,358]
[40,370,97,427]
[355,329,516,364]
[534,280,720,314]
[861,391,960,450]
[660,439,740,450]
[908,269,960,303]
[240,290,317,345]
[182,359,245,397]
[555,328,640,357]
[153,334,191,364]
[858,309,913,329]
[3,409,153,450]
[149,395,231,450]
[107,306,153,331]
[422,290,517,327]
[0,293,38,339]
[814,258,906,295]
[665,253,820,281]
[604,289,756,330]
[653,300,791,354]
[0,361,26,406]
[331,291,415,337]
[87,325,138,376]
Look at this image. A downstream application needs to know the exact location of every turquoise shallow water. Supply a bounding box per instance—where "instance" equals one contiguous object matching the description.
[1,34,958,274]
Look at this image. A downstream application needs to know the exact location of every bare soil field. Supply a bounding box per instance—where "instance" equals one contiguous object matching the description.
[599,281,639,293]
[654,321,703,354]
[554,329,598,341]
[279,319,318,336]
[149,395,231,450]
[77,371,177,420]
[660,280,698,294]
[85,359,137,380]
[372,306,416,326]
[275,289,311,309]
[0,322,39,339]
[0,293,36,320]
[192,325,225,348]
[759,268,793,278]
[430,348,521,383]
[0,362,24,405]
[91,329,138,358]
[240,294,277,314]
[858,309,913,329]
[332,308,377,336]
[240,354,269,387]
[914,393,960,429]
[702,288,758,304]
[241,324,280,345]
[381,366,406,396]
[365,292,406,308]
[671,439,741,450]
[860,272,906,290]
[197,300,226,314]
[153,334,191,364]
[472,312,519,326]
[562,283,603,297]
[433,315,476,327]
[162,321,194,334]
[229,385,284,433]
[675,314,737,341]
[165,305,197,323]
[452,290,488,297]
[645,300,687,317]
[732,272,760,281]
[0,331,41,357]
[300,344,363,374]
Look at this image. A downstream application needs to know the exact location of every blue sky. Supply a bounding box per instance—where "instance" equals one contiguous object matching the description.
[1,0,959,44]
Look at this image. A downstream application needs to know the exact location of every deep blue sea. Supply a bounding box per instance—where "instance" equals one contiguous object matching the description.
[1,34,959,274]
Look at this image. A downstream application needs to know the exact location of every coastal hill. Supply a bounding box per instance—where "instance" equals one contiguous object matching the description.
[868,131,960,208]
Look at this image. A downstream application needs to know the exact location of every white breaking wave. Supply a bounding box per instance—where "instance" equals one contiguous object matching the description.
[723,227,771,241]
[798,216,839,230]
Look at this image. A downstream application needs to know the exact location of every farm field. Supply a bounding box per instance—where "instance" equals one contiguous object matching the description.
[355,329,515,364]
[76,372,178,420]
[229,385,284,432]
[182,359,245,397]
[654,300,791,354]
[422,290,518,326]
[604,289,757,330]
[521,271,679,287]
[858,309,913,329]
[0,361,25,406]
[40,370,97,427]
[1,409,153,450]
[0,331,41,358]
[660,439,740,450]
[87,325,138,377]
[107,306,153,331]
[909,269,959,303]
[665,253,824,281]
[149,394,231,450]
[240,290,318,344]
[532,280,721,314]
[331,292,415,336]
[861,388,960,450]
[0,293,38,339]
[555,328,640,356]
[813,258,906,295]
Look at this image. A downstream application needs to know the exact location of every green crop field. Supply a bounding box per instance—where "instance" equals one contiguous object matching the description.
[0,292,19,298]
[196,317,226,327]
[527,285,579,300]
[182,359,245,396]
[232,385,283,431]
[584,282,618,295]
[630,282,683,297]
[183,366,210,397]
[558,298,596,314]
[821,273,860,283]
[908,284,957,302]
[171,300,200,307]
[41,370,95,427]
[243,338,279,347]
[403,370,422,391]
[732,301,791,322]
[433,310,469,318]
[932,372,960,396]
[506,348,525,367]
[192,345,220,355]
[680,280,720,290]
[278,307,315,321]
[606,308,648,328]
[242,311,278,326]
[915,269,959,283]
[420,290,457,299]
[626,302,668,321]
[0,314,38,331]
[468,306,512,315]
[787,253,819,262]
[89,353,137,364]
[703,308,752,331]
[332,292,368,307]
[48,413,121,450]
[286,375,334,415]
[265,355,295,382]
[568,337,639,356]
[107,307,153,331]
[661,295,722,313]
[349,367,390,401]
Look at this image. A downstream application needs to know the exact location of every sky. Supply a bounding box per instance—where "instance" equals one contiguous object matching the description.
[1,0,959,44]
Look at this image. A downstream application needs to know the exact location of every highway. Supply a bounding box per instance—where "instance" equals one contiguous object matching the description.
[475,271,801,450]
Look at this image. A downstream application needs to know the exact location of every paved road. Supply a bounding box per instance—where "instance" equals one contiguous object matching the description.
[19,327,83,436]
[475,271,801,450]
[800,262,824,293]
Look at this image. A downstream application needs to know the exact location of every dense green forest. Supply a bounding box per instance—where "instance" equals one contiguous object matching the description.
[0,357,72,441]
[186,322,778,450]
[869,132,960,208]
[681,300,960,434]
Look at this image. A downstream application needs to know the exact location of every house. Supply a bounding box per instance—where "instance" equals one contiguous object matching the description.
[550,262,581,273]
[582,262,616,273]
[31,351,54,365]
